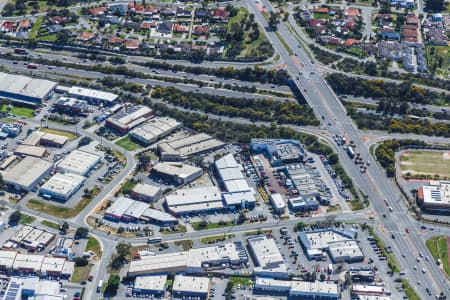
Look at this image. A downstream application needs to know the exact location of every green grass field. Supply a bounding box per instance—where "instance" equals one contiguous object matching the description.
[191,221,234,231]
[313,12,331,19]
[72,264,92,283]
[115,135,143,151]
[426,45,450,78]
[20,214,36,225]
[174,239,193,251]
[41,220,60,230]
[200,234,234,244]
[0,104,35,118]
[39,127,77,140]
[229,276,253,286]
[400,150,450,177]
[86,236,102,258]
[426,236,450,276]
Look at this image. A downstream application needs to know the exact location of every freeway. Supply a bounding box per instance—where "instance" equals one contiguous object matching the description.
[247,0,450,297]
[0,58,293,102]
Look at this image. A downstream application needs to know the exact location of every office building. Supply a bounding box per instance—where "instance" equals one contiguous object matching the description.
[288,196,320,212]
[68,86,118,105]
[131,183,162,202]
[247,236,288,279]
[152,162,203,185]
[54,96,89,114]
[418,181,450,212]
[130,117,181,145]
[250,139,305,166]
[105,105,153,134]
[39,172,85,201]
[57,149,101,176]
[158,131,225,161]
[328,240,364,263]
[270,193,286,214]
[172,275,210,298]
[104,197,137,221]
[254,278,339,299]
[3,157,53,191]
[0,72,57,105]
[165,186,223,215]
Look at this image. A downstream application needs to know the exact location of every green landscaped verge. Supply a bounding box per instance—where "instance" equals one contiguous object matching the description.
[27,186,100,218]
[161,224,187,234]
[86,236,102,258]
[229,276,253,286]
[39,127,77,140]
[401,279,421,300]
[200,234,234,244]
[20,214,36,225]
[115,135,143,151]
[313,12,331,19]
[174,239,193,251]
[191,221,234,231]
[119,178,139,194]
[36,33,57,42]
[244,229,272,236]
[41,220,60,230]
[71,264,92,283]
[426,236,450,276]
[0,104,35,118]
[368,227,400,273]
[29,17,43,39]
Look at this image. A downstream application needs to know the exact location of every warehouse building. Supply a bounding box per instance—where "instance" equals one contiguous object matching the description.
[123,200,150,222]
[254,278,339,299]
[298,229,361,262]
[270,193,286,214]
[131,183,162,202]
[39,132,69,148]
[128,242,247,277]
[418,181,450,212]
[172,275,210,298]
[10,225,56,251]
[0,250,18,271]
[14,145,47,158]
[39,172,85,201]
[247,236,288,279]
[250,139,305,166]
[288,196,319,212]
[104,196,136,221]
[158,131,225,161]
[105,105,153,134]
[13,253,45,274]
[133,275,167,296]
[165,186,223,215]
[57,149,101,176]
[54,97,89,114]
[0,72,57,105]
[140,208,178,226]
[40,257,75,278]
[68,86,118,105]
[152,162,203,185]
[3,156,53,191]
[130,117,181,145]
[285,164,320,199]
[351,284,385,296]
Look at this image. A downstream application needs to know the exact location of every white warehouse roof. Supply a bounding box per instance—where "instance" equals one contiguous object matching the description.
[3,156,53,190]
[0,72,57,101]
[57,149,101,176]
[68,86,118,102]
[39,172,85,199]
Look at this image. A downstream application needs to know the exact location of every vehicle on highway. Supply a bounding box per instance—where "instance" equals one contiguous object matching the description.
[148,237,162,244]
[97,280,103,293]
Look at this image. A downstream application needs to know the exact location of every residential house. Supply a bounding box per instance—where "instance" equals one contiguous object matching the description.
[173,23,187,33]
[176,7,191,18]
[1,21,15,32]
[109,36,124,46]
[18,20,31,31]
[157,20,173,35]
[406,14,419,26]
[160,7,176,17]
[313,7,329,14]
[124,39,141,50]
[77,32,94,41]
[344,7,360,19]
[109,3,128,15]
[213,7,230,22]
[344,38,359,47]
[195,9,211,19]
[401,29,418,42]
[193,25,209,36]
[140,21,157,30]
[89,6,107,17]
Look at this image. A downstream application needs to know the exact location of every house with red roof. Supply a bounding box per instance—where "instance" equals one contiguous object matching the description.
[124,39,141,50]
[89,7,107,17]
[77,32,94,41]
[344,38,360,47]
[213,7,230,22]
[193,25,209,36]
[172,23,187,33]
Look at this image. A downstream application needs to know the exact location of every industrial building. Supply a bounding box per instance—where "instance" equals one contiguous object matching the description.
[123,200,150,222]
[418,181,450,212]
[0,121,22,137]
[3,156,53,191]
[57,149,101,176]
[285,164,320,199]
[24,131,69,148]
[128,242,247,277]
[172,275,210,298]
[254,278,339,299]
[130,117,181,145]
[68,86,118,105]
[270,193,286,214]
[351,284,386,296]
[158,131,225,161]
[152,162,203,185]
[133,275,167,295]
[140,208,178,225]
[131,183,162,202]
[298,229,362,262]
[54,97,89,114]
[105,105,153,134]
[0,72,57,105]
[288,196,319,212]
[104,196,136,221]
[165,186,223,215]
[247,236,288,279]
[215,154,256,209]
[39,172,85,201]
[349,268,376,282]
[9,225,56,251]
[0,250,73,277]
[250,139,305,166]
[14,145,47,158]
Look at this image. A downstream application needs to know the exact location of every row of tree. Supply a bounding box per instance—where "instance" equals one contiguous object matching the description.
[151,87,319,126]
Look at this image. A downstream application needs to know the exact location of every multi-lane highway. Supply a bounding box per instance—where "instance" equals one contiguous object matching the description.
[246,0,450,297]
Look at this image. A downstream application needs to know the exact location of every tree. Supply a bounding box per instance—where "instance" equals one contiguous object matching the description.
[78,136,92,148]
[425,0,444,11]
[56,30,70,44]
[268,11,279,29]
[0,173,6,191]
[75,227,89,239]
[320,273,326,281]
[105,274,120,295]
[9,211,21,225]
[2,3,15,16]
[61,222,69,234]
[74,257,89,267]
[116,242,132,259]
[327,153,339,165]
